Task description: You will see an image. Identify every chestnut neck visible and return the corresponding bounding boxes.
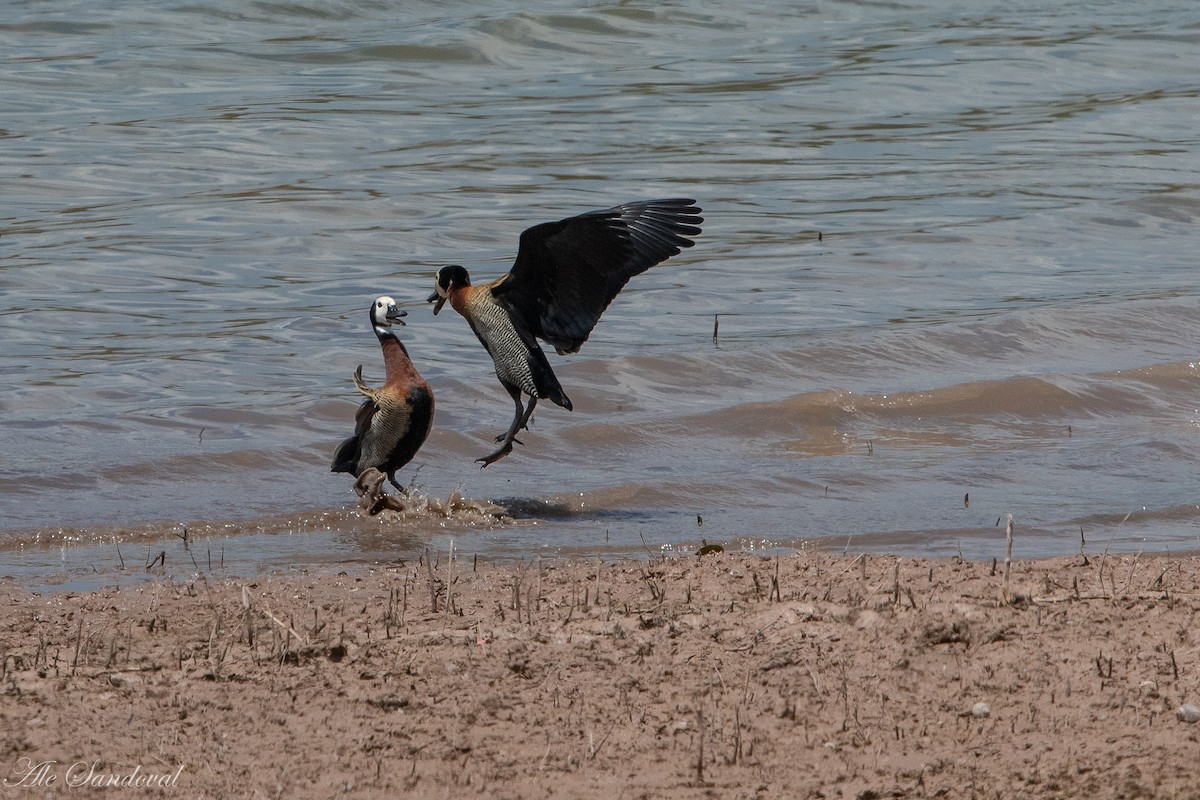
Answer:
[375,330,425,389]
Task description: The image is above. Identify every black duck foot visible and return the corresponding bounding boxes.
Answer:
[476,440,514,468]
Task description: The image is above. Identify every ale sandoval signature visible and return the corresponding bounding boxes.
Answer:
[4,758,184,790]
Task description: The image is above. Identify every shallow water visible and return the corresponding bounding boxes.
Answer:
[3,0,1199,590]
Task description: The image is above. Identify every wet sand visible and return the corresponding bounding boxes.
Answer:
[3,550,1199,798]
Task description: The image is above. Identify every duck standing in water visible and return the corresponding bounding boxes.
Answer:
[331,296,434,510]
[428,198,702,466]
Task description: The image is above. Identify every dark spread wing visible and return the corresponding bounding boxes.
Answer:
[493,198,702,354]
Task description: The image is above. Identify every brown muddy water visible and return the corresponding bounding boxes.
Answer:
[3,1,1199,590]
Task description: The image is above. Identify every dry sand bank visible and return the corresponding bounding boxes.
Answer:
[3,551,1199,799]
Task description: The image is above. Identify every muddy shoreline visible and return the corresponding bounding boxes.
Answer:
[3,551,1199,798]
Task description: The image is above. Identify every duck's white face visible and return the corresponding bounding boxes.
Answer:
[371,296,406,329]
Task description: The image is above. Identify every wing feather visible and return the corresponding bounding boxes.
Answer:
[493,199,702,354]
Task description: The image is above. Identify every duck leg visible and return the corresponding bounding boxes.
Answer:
[478,384,538,467]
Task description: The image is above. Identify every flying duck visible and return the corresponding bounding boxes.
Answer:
[427,198,702,465]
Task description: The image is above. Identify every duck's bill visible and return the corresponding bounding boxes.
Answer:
[387,307,408,325]
[428,292,447,315]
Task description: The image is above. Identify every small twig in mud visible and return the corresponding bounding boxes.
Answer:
[1033,591,1168,604]
[839,669,850,732]
[588,720,617,760]
[32,630,48,673]
[1101,510,1134,560]
[402,573,410,627]
[770,557,781,602]
[1118,551,1142,598]
[1152,564,1171,590]
[512,572,521,618]
[638,530,659,561]
[71,616,84,674]
[1002,514,1014,605]
[807,664,822,695]
[206,618,226,676]
[729,706,743,765]
[444,540,455,621]
[535,555,543,618]
[712,666,728,693]
[241,585,255,652]
[187,542,203,573]
[259,600,307,646]
[640,568,664,604]
[892,559,900,606]
[385,586,398,638]
[104,633,118,669]
[308,608,325,639]
[425,547,438,614]
[694,709,707,785]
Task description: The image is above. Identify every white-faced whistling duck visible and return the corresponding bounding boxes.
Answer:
[331,296,435,504]
[427,198,702,466]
